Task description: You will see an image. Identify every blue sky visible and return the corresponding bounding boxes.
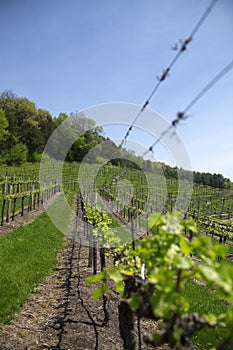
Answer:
[0,0,233,179]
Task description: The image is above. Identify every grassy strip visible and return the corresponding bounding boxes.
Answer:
[103,211,132,245]
[96,196,132,244]
[183,279,230,349]
[0,193,74,324]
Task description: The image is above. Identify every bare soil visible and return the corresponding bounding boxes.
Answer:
[0,195,170,350]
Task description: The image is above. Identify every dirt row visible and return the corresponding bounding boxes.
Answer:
[0,240,124,349]
[0,195,169,350]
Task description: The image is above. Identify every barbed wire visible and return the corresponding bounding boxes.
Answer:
[144,59,233,156]
[119,0,219,149]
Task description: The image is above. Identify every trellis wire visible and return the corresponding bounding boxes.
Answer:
[119,0,219,149]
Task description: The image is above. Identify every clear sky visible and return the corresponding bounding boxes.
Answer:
[0,0,233,179]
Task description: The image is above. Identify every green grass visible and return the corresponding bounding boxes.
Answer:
[0,193,75,324]
[96,196,132,244]
[183,279,231,349]
[108,212,132,244]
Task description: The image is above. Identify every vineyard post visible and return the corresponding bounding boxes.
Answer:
[84,214,88,238]
[6,183,12,223]
[146,213,149,235]
[222,198,225,214]
[197,200,200,219]
[131,211,136,254]
[128,207,131,222]
[184,212,187,236]
[88,233,93,269]
[41,189,44,205]
[4,177,7,195]
[33,184,36,209]
[83,192,88,239]
[37,191,40,206]
[12,196,17,221]
[92,177,97,274]
[29,183,33,212]
[169,192,172,212]
[1,198,5,226]
[136,199,139,231]
[21,196,24,216]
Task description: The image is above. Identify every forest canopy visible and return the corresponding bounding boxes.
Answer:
[0,91,104,164]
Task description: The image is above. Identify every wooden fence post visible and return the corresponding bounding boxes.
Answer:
[6,184,12,223]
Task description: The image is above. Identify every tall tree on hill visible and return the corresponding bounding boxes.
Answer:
[47,111,105,162]
[0,91,54,162]
[0,108,8,143]
[36,108,55,150]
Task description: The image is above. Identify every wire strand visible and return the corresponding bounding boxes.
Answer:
[183,59,233,114]
[189,0,219,38]
[145,59,233,156]
[119,0,219,149]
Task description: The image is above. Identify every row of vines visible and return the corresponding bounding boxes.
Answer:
[1,162,233,349]
[0,163,65,226]
[74,163,233,349]
[92,165,233,242]
[76,187,233,350]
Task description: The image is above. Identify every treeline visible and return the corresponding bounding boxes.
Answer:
[0,90,231,190]
[193,170,231,189]
[109,156,232,189]
[0,91,55,163]
[162,164,232,189]
[0,90,105,164]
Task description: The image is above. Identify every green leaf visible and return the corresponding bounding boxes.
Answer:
[108,266,123,283]
[180,235,193,255]
[148,212,163,231]
[92,283,108,300]
[115,281,124,296]
[204,313,218,326]
[161,212,183,235]
[127,292,143,311]
[198,265,219,283]
[85,271,106,285]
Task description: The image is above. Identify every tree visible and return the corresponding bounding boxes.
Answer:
[12,97,45,161]
[36,108,55,146]
[67,122,105,162]
[46,112,105,162]
[6,142,28,164]
[0,91,56,162]
[0,91,19,151]
[53,112,69,127]
[0,109,8,142]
